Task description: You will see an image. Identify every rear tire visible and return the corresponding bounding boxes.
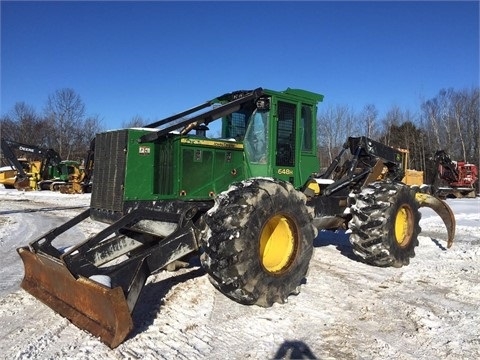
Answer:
[348,181,421,267]
[200,178,316,307]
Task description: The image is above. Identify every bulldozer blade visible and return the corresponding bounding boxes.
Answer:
[17,246,133,348]
[415,193,456,248]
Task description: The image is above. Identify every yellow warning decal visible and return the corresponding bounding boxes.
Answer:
[180,138,244,150]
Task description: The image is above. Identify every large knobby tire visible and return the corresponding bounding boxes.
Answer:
[348,181,421,268]
[200,178,317,307]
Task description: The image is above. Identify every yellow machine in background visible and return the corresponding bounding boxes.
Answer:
[398,148,424,186]
[0,138,93,193]
[0,159,42,190]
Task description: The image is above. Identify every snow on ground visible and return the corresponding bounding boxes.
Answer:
[0,187,479,359]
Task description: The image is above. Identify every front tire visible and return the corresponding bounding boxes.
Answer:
[200,178,316,307]
[348,181,421,267]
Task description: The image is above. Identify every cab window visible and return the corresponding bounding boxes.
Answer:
[244,109,269,163]
[276,102,296,167]
[301,105,313,152]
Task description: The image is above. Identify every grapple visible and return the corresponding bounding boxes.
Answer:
[17,207,201,348]
[415,192,456,248]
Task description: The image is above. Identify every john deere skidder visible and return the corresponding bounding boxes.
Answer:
[17,88,455,348]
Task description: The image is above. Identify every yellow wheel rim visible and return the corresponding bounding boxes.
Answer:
[259,214,297,274]
[394,205,414,248]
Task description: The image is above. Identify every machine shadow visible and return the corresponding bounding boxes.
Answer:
[274,340,318,359]
[313,229,358,261]
[128,258,206,340]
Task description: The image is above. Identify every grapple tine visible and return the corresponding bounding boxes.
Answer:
[415,192,456,248]
[17,246,133,348]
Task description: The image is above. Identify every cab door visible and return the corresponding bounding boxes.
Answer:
[273,101,318,188]
[274,101,297,184]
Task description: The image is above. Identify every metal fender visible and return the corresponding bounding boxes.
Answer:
[415,192,456,248]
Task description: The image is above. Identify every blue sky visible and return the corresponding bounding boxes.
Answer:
[1,1,479,130]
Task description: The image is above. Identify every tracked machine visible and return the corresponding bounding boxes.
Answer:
[17,88,456,348]
[0,138,89,192]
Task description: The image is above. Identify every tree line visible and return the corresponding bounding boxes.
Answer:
[0,88,102,162]
[1,86,478,182]
[317,87,479,183]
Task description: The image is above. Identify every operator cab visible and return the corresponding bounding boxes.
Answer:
[221,89,321,188]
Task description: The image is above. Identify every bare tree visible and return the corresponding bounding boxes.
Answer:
[317,104,358,166]
[0,102,48,144]
[359,104,379,140]
[1,90,102,163]
[381,105,404,146]
[452,90,468,161]
[44,88,86,158]
[68,114,102,160]
[421,87,479,164]
[451,88,479,163]
[122,115,147,128]
[465,88,480,165]
[0,103,52,166]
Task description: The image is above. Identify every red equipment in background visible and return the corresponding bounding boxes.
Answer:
[433,150,478,198]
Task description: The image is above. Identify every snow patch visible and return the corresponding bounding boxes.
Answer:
[0,188,479,359]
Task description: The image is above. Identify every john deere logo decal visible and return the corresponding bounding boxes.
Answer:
[139,146,151,155]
